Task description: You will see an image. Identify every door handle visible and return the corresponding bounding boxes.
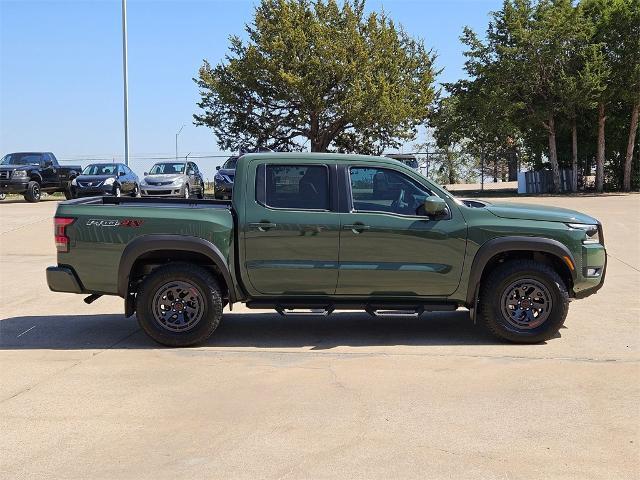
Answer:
[249,222,277,232]
[343,223,370,234]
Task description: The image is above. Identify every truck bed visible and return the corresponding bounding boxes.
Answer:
[55,195,235,295]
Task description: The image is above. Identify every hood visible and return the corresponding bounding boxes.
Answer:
[76,174,115,183]
[144,173,183,181]
[485,201,598,224]
[0,164,37,171]
[217,168,235,178]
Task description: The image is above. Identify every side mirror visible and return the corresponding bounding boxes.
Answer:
[44,160,53,167]
[216,166,221,171]
[143,172,148,176]
[118,171,125,177]
[187,169,194,175]
[424,196,447,216]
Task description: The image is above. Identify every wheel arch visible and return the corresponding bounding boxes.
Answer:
[29,172,43,184]
[117,235,237,303]
[466,236,577,307]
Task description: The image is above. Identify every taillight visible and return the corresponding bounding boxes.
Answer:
[54,217,75,253]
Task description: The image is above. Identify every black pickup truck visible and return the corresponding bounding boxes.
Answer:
[0,152,81,202]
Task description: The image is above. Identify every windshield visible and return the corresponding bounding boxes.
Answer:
[1,153,45,166]
[82,164,118,176]
[222,157,238,169]
[149,163,185,175]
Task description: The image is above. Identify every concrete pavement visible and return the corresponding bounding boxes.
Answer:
[0,194,638,479]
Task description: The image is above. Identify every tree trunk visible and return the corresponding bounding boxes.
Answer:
[571,118,578,192]
[507,150,518,181]
[623,101,639,191]
[596,102,606,192]
[547,113,560,193]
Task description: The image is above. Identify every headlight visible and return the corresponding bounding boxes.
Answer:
[71,178,77,186]
[104,177,115,186]
[567,223,600,244]
[172,178,184,186]
[215,173,231,183]
[13,170,27,178]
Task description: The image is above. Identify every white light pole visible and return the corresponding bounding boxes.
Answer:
[121,0,130,167]
[176,124,186,159]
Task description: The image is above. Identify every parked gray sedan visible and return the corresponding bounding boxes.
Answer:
[140,161,204,198]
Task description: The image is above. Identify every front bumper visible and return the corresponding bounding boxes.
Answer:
[46,266,84,293]
[573,243,607,299]
[214,181,233,199]
[74,186,113,197]
[141,184,184,196]
[0,180,28,193]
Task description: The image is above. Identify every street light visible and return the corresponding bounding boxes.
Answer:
[175,124,186,159]
[121,0,129,166]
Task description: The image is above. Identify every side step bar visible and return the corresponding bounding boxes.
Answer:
[275,307,334,317]
[246,300,458,317]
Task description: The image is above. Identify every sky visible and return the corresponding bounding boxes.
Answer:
[0,0,501,175]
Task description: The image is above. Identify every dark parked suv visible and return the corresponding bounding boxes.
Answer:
[71,163,139,198]
[214,156,238,200]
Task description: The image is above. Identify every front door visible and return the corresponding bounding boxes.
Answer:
[243,162,340,296]
[336,166,467,297]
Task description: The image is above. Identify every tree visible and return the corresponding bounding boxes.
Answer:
[558,4,607,191]
[610,0,640,191]
[194,0,436,153]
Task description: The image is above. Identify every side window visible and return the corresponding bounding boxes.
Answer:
[349,167,431,216]
[258,164,329,210]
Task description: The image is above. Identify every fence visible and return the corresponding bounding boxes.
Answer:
[519,169,573,194]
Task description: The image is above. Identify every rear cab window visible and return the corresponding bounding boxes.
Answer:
[256,164,330,210]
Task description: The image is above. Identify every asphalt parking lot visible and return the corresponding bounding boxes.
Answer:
[1,194,638,479]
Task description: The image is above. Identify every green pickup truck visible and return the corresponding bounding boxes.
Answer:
[47,153,606,346]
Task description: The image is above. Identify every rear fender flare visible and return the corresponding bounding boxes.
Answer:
[466,236,577,306]
[117,234,236,302]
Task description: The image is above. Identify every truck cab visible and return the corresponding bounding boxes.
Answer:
[46,153,606,347]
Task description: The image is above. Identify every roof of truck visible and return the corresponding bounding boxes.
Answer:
[241,152,394,163]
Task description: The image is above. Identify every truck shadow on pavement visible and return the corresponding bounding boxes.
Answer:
[0,310,550,350]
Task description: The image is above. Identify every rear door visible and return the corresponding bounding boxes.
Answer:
[242,161,340,295]
[336,165,467,297]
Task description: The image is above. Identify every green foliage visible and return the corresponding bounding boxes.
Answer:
[194,0,436,153]
[434,0,640,191]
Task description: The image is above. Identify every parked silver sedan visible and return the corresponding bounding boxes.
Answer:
[140,161,204,198]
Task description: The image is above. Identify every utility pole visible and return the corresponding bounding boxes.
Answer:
[121,0,130,166]
[176,124,186,159]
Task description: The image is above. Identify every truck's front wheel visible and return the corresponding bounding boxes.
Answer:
[136,263,224,347]
[479,260,569,343]
[24,181,41,202]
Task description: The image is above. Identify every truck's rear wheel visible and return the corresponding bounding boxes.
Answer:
[136,263,223,347]
[24,181,41,202]
[479,260,569,343]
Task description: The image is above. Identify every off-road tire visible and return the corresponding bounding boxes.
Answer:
[24,181,41,202]
[136,263,223,347]
[64,188,74,200]
[479,259,569,343]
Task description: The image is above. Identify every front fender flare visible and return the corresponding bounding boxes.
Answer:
[465,236,577,306]
[117,234,237,302]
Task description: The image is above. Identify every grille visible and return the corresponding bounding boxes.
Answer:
[145,189,173,195]
[148,181,173,186]
[0,171,10,180]
[78,181,103,188]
